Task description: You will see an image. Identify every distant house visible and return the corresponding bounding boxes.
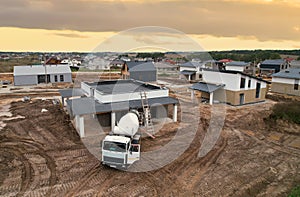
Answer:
[109,60,125,69]
[14,65,72,86]
[271,68,300,96]
[290,60,300,69]
[179,61,204,81]
[225,61,252,73]
[121,61,157,82]
[190,69,270,105]
[259,59,289,76]
[45,56,61,64]
[218,59,232,63]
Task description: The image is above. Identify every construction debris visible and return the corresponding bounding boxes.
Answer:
[22,96,31,102]
[41,108,48,113]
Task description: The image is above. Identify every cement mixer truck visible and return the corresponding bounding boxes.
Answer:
[101,111,141,169]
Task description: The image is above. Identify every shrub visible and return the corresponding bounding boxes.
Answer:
[269,102,300,124]
[289,185,300,197]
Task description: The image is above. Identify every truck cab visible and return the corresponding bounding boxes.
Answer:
[102,134,141,169]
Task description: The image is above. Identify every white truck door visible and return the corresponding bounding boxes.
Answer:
[127,144,140,164]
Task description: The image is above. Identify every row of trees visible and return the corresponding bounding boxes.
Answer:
[209,50,282,62]
[121,50,300,63]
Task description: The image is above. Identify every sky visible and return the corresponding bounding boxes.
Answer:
[0,0,300,52]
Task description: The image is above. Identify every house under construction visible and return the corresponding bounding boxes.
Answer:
[59,79,179,137]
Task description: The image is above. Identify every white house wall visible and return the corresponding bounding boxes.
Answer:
[94,89,169,103]
[81,82,92,96]
[203,70,267,91]
[61,73,72,83]
[14,75,38,86]
[272,77,299,85]
[243,75,267,89]
[179,66,197,72]
[226,66,244,72]
[203,71,240,91]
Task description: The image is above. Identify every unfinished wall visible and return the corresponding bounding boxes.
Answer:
[97,113,111,127]
[192,91,209,102]
[213,88,227,103]
[150,105,168,119]
[271,82,300,96]
[225,88,267,105]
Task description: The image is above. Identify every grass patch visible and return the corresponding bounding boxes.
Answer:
[269,102,300,124]
[289,185,300,197]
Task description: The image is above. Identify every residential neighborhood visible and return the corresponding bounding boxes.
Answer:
[1,0,300,195]
[1,50,299,197]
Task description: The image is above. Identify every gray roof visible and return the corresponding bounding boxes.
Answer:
[272,68,300,79]
[59,88,85,98]
[190,82,225,93]
[181,61,202,68]
[14,65,71,76]
[180,70,196,75]
[226,61,250,67]
[126,61,156,71]
[261,59,285,65]
[84,80,161,94]
[67,96,179,115]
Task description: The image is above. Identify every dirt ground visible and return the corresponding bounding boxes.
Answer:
[0,73,13,82]
[0,72,121,86]
[0,78,300,196]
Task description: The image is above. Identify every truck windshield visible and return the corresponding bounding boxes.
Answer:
[103,141,127,152]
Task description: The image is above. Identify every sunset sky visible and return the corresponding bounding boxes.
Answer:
[0,0,300,52]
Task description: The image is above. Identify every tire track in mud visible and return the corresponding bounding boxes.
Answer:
[0,139,58,197]
[0,146,32,197]
[92,169,160,196]
[154,132,228,195]
[63,162,102,197]
[1,99,89,196]
[240,130,300,157]
[187,135,228,191]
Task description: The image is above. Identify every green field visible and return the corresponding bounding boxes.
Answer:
[0,57,40,73]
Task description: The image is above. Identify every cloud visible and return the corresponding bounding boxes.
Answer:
[51,32,90,38]
[0,0,300,42]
